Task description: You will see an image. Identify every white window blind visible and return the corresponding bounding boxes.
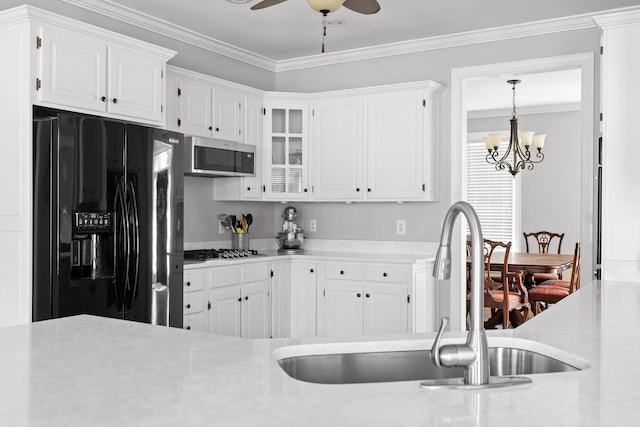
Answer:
[466,136,517,244]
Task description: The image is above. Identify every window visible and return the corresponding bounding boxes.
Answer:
[466,132,520,248]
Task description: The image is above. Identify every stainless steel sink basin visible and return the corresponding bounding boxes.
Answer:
[276,339,589,385]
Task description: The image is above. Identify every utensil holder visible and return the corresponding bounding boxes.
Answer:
[231,233,250,250]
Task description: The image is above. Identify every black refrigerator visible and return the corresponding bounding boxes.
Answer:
[33,107,184,327]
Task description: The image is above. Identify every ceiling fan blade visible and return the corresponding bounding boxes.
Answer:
[342,0,380,14]
[250,0,288,10]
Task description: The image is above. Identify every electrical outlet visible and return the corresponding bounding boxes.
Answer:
[309,219,317,232]
[396,219,406,235]
[218,221,225,234]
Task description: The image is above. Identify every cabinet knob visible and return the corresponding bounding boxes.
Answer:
[383,272,388,277]
[245,296,249,300]
[304,188,308,193]
[101,96,106,102]
[340,270,344,275]
[310,269,314,273]
[356,188,360,192]
[186,326,191,330]
[367,188,372,192]
[208,126,213,131]
[366,293,370,298]
[186,304,191,309]
[238,297,242,302]
[186,281,191,287]
[215,127,220,132]
[246,187,251,191]
[357,293,362,298]
[112,98,118,104]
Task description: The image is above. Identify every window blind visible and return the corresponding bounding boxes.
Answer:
[466,138,516,243]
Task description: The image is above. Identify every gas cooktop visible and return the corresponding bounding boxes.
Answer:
[184,248,266,261]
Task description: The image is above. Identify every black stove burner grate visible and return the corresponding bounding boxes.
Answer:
[184,248,262,260]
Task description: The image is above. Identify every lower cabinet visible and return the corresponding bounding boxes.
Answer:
[317,263,410,338]
[209,280,270,339]
[183,269,206,332]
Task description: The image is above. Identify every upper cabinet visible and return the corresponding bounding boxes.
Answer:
[165,66,246,142]
[310,82,443,202]
[262,97,311,201]
[35,20,174,125]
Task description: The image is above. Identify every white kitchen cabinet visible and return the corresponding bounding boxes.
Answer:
[263,99,310,200]
[167,67,243,142]
[36,24,170,124]
[206,262,271,338]
[183,269,206,332]
[289,261,318,337]
[213,93,265,201]
[317,262,410,338]
[365,90,425,200]
[311,98,365,200]
[271,261,291,338]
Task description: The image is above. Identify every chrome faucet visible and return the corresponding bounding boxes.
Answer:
[420,201,531,390]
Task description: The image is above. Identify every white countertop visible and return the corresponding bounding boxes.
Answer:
[2,280,639,426]
[185,249,435,269]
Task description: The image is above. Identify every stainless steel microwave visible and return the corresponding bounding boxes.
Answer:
[184,136,255,177]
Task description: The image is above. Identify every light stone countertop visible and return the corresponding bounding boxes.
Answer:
[1,280,638,426]
[185,249,436,269]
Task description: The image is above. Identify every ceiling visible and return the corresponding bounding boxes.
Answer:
[80,0,640,61]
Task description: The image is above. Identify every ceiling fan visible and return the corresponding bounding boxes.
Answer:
[251,0,381,52]
[251,0,381,15]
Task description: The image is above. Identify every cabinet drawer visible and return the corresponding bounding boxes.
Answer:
[183,312,204,332]
[183,291,203,314]
[210,265,241,288]
[366,264,409,283]
[324,263,364,281]
[184,270,204,291]
[242,262,270,283]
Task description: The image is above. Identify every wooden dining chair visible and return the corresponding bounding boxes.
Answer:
[529,242,581,315]
[523,231,565,285]
[467,239,530,329]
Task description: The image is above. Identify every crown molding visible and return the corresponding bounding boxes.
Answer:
[468,103,582,120]
[593,8,640,28]
[57,1,640,73]
[58,0,277,71]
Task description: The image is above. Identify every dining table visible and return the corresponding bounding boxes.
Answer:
[473,251,575,287]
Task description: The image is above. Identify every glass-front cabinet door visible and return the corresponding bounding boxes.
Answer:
[263,101,309,200]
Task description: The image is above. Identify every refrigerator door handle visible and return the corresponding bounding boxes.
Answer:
[126,179,140,309]
[114,177,130,310]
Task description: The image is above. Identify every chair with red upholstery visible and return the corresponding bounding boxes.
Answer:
[470,239,530,329]
[523,231,565,285]
[529,242,581,315]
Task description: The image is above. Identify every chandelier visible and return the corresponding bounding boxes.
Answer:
[483,80,547,176]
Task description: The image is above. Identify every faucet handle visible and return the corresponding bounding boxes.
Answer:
[431,317,449,367]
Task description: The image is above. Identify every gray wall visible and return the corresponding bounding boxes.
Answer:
[468,110,583,253]
[184,177,276,242]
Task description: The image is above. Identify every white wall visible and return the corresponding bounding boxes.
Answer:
[468,110,583,253]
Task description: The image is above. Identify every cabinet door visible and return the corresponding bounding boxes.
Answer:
[209,286,241,337]
[213,87,242,142]
[311,98,364,200]
[366,91,425,200]
[242,94,263,200]
[240,280,270,339]
[271,261,291,338]
[320,281,363,338]
[107,46,163,122]
[179,80,213,137]
[290,261,317,338]
[364,282,409,335]
[263,102,310,200]
[37,26,107,113]
[165,74,181,132]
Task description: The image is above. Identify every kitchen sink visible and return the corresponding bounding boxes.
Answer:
[276,337,589,385]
